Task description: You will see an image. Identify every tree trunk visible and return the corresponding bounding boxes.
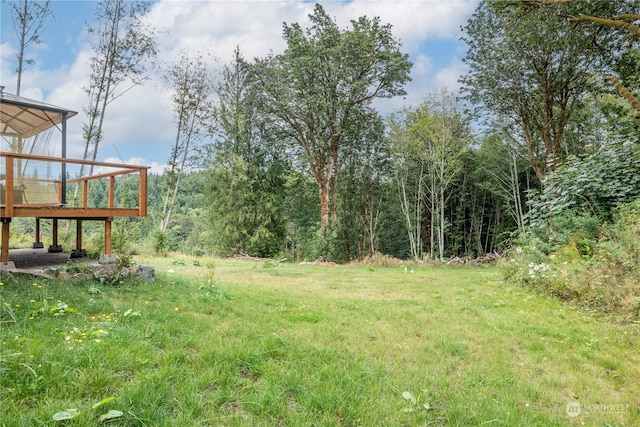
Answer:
[429,175,436,260]
[396,171,417,259]
[318,177,330,229]
[439,169,445,261]
[330,140,339,223]
[508,150,524,232]
[15,1,27,96]
[521,119,545,181]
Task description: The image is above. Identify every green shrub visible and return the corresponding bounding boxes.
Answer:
[504,201,640,320]
[151,230,170,257]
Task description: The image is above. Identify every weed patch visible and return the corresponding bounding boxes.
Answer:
[502,203,640,321]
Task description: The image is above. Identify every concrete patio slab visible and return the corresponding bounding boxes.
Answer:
[0,248,92,271]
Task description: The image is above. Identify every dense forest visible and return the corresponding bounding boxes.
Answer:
[158,1,638,264]
[5,0,640,267]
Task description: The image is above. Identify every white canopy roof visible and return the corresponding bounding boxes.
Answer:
[0,88,77,139]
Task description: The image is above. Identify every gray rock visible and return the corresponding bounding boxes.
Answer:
[134,265,155,281]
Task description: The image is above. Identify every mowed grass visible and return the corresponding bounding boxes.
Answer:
[1,257,639,426]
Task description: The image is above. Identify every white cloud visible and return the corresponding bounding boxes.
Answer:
[98,156,166,176]
[2,0,479,166]
[1,42,17,92]
[324,0,477,52]
[149,0,302,64]
[406,53,436,103]
[433,57,468,93]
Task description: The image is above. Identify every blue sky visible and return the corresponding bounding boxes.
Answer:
[1,0,478,174]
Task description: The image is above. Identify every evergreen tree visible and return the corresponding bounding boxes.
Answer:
[206,48,286,257]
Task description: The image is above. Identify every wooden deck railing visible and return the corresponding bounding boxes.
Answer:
[1,151,148,218]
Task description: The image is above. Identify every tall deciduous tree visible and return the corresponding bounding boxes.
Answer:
[475,134,529,233]
[8,0,53,96]
[81,0,156,176]
[417,90,470,261]
[160,50,215,233]
[554,1,639,118]
[252,3,411,228]
[389,90,470,260]
[460,0,623,181]
[6,0,53,180]
[388,107,426,260]
[502,1,640,118]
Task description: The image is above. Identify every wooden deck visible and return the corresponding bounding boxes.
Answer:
[1,151,149,265]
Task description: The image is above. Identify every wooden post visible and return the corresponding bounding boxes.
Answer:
[138,168,147,217]
[108,176,115,208]
[57,181,62,204]
[76,220,83,251]
[32,218,44,249]
[71,219,85,258]
[82,180,88,208]
[48,218,63,253]
[1,218,10,265]
[3,156,14,264]
[52,219,58,247]
[104,219,113,256]
[5,155,14,217]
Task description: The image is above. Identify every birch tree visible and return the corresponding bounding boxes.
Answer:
[160,50,215,233]
[411,91,470,261]
[8,0,53,96]
[388,109,425,260]
[388,91,470,260]
[81,0,156,176]
[6,0,53,179]
[476,134,528,233]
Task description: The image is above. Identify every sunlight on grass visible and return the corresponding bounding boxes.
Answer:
[1,258,639,425]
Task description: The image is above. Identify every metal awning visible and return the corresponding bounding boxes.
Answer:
[0,88,77,139]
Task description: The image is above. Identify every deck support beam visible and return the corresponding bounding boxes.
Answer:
[1,218,10,265]
[99,218,117,265]
[105,219,112,256]
[76,220,82,250]
[48,219,63,253]
[70,220,86,258]
[32,218,44,249]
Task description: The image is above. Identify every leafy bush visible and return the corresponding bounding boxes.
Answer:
[527,143,640,228]
[151,230,169,257]
[503,201,640,320]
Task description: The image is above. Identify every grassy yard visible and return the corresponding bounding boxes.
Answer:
[1,256,638,426]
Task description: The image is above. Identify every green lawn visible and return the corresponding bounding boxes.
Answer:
[1,257,638,426]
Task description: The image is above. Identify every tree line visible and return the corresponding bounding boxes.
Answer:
[5,0,639,262]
